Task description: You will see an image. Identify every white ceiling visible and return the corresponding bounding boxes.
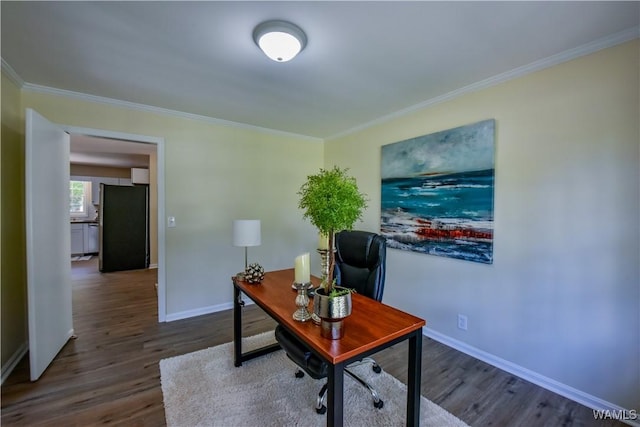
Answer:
[2,1,639,142]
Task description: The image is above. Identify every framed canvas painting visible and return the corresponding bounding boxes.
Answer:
[380,119,495,264]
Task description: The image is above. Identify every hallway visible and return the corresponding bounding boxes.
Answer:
[1,263,274,425]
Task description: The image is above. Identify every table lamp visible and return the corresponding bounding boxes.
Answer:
[233,219,261,279]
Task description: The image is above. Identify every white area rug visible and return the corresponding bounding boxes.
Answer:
[160,332,469,427]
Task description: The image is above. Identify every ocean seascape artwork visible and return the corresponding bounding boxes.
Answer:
[380,119,496,264]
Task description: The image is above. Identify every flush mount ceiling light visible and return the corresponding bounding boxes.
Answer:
[253,20,307,62]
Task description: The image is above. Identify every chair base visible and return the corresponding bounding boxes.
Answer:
[294,362,385,414]
[348,357,382,374]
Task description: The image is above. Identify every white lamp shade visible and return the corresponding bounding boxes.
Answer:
[233,220,261,247]
[257,32,302,62]
[253,20,307,62]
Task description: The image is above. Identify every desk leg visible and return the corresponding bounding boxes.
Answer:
[327,362,344,427]
[233,286,243,367]
[407,330,422,426]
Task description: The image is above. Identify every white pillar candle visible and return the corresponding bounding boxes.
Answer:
[318,232,329,250]
[294,252,310,284]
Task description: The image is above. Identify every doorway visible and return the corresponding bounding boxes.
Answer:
[64,125,166,322]
[70,135,156,272]
[25,110,166,382]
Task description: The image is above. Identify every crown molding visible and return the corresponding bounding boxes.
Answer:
[1,57,25,87]
[327,26,640,141]
[20,83,323,143]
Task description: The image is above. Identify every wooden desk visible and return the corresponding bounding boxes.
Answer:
[232,268,426,427]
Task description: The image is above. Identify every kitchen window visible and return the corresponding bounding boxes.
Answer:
[70,180,91,219]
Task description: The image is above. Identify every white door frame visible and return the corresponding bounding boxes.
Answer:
[63,125,166,322]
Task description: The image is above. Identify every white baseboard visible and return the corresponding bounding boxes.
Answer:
[424,327,639,427]
[164,298,255,322]
[148,264,158,269]
[1,341,28,385]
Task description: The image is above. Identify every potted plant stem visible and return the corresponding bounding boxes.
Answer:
[298,166,368,339]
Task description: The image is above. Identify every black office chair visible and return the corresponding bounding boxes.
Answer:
[275,230,387,414]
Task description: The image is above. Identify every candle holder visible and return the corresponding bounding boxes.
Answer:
[292,281,312,322]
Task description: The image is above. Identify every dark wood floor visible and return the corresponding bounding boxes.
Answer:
[1,259,622,426]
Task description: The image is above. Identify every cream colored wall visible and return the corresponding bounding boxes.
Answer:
[1,72,28,369]
[325,40,639,410]
[21,90,324,317]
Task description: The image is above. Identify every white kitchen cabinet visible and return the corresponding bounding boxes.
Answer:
[91,177,119,204]
[85,223,99,253]
[71,223,84,255]
[131,168,149,184]
[91,179,99,204]
[71,223,99,255]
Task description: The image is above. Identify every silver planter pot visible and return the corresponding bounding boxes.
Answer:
[313,287,352,319]
[313,287,352,339]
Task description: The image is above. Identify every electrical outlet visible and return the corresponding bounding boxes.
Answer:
[457,314,468,331]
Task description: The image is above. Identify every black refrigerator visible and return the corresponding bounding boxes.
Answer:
[99,184,149,272]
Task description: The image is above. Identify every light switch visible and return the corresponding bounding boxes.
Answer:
[168,216,176,228]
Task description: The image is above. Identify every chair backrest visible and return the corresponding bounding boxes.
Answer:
[333,230,386,302]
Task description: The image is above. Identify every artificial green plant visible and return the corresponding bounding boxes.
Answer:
[298,166,368,294]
